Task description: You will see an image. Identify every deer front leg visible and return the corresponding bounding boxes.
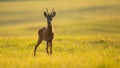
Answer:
[34,37,42,56]
[46,42,49,54]
[50,42,52,55]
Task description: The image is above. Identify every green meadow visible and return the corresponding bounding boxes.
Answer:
[0,0,120,68]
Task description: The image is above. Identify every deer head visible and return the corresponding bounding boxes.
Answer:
[44,8,56,24]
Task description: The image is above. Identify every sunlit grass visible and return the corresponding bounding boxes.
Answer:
[0,33,120,68]
[0,0,120,68]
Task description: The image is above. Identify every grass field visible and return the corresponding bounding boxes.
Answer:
[0,0,120,68]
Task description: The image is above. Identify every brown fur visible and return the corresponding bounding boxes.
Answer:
[34,9,56,56]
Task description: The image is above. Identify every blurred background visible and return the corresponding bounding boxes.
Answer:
[0,0,120,37]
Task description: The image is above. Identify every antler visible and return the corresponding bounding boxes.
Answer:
[51,8,54,15]
[46,8,49,15]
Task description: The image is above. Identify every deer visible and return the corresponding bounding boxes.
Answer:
[34,9,56,56]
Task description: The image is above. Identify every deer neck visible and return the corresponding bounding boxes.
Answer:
[47,23,53,34]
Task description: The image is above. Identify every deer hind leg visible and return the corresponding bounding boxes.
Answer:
[34,37,42,56]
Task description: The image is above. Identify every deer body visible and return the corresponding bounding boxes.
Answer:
[41,25,54,42]
[34,9,56,56]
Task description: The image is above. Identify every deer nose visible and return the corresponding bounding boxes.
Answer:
[48,22,51,24]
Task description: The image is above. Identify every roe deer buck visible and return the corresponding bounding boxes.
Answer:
[34,9,56,56]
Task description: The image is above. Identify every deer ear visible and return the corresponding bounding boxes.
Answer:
[44,12,47,17]
[52,11,56,17]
